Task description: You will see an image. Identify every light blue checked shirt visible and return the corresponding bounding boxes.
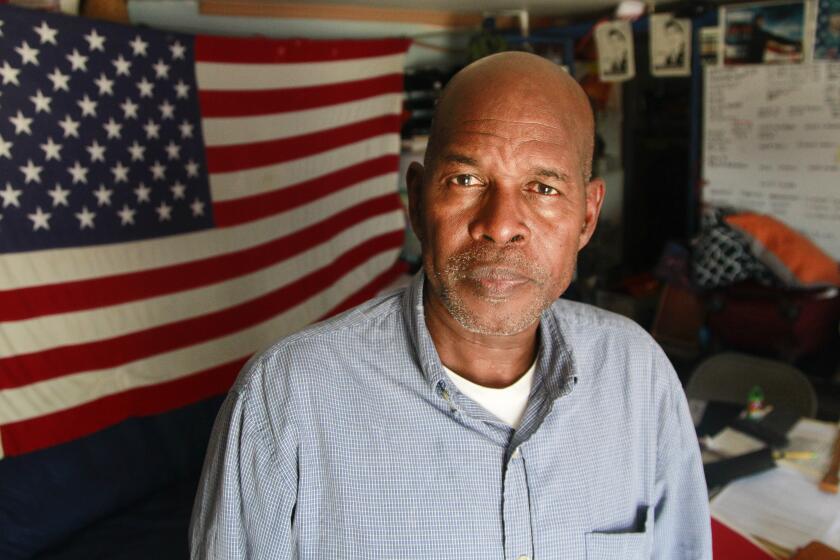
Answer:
[191,273,711,559]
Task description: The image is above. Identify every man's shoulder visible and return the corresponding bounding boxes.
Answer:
[548,297,654,344]
[232,287,407,392]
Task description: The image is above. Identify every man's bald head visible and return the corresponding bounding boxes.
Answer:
[426,52,596,182]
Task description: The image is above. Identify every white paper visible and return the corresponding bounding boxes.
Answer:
[650,13,692,77]
[596,20,636,82]
[704,427,766,456]
[711,467,840,550]
[778,418,838,482]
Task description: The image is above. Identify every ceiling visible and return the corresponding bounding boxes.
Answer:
[262,0,626,17]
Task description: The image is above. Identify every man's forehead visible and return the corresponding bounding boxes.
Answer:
[435,117,585,153]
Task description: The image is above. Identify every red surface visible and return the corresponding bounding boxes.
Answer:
[712,516,774,559]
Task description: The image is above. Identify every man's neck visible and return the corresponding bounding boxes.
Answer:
[423,288,539,389]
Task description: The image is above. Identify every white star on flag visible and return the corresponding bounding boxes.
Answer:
[129,35,148,57]
[10,110,33,135]
[75,206,96,229]
[16,41,40,66]
[164,141,181,160]
[77,94,98,117]
[1,62,21,86]
[120,98,139,119]
[159,100,175,120]
[92,185,113,206]
[143,119,160,139]
[156,201,173,221]
[67,161,89,184]
[40,137,62,161]
[185,160,199,178]
[20,159,43,184]
[47,184,71,207]
[29,89,52,113]
[174,80,190,99]
[1,182,23,208]
[169,41,186,60]
[117,204,136,225]
[94,73,114,95]
[170,181,186,199]
[112,55,131,76]
[178,120,194,139]
[28,206,51,231]
[84,29,106,51]
[103,118,123,139]
[137,77,154,98]
[66,49,89,72]
[86,140,106,162]
[0,134,13,159]
[33,21,58,45]
[150,160,166,180]
[127,141,145,161]
[190,198,205,217]
[111,161,129,183]
[153,59,170,79]
[47,67,70,91]
[57,114,80,138]
[134,182,151,203]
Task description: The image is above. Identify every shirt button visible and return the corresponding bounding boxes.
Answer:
[517,555,530,560]
[512,447,521,458]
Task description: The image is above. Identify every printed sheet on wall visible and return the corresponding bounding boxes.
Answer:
[702,62,840,259]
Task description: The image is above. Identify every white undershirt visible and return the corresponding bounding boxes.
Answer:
[442,360,536,429]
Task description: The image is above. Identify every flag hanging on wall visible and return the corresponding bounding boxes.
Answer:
[0,4,410,458]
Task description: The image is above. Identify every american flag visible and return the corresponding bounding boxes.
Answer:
[0,5,410,458]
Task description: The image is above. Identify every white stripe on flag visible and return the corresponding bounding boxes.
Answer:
[0,249,401,425]
[0,173,398,290]
[201,94,403,147]
[195,53,405,90]
[0,210,402,357]
[209,134,398,202]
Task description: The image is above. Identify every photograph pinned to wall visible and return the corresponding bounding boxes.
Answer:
[596,20,635,82]
[650,13,692,76]
[815,0,840,59]
[700,26,722,65]
[721,1,807,65]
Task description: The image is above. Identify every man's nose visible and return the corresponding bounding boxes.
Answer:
[467,186,530,245]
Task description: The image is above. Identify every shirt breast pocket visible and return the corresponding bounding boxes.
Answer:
[584,505,652,559]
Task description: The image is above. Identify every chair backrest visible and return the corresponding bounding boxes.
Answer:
[685,352,818,418]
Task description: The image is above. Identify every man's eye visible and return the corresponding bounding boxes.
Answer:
[534,183,559,196]
[451,174,480,187]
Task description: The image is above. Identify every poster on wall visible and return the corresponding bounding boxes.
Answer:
[595,20,635,82]
[700,26,721,65]
[721,1,806,64]
[650,13,692,76]
[702,63,840,259]
[815,0,840,59]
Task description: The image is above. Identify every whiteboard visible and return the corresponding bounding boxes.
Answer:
[702,63,840,259]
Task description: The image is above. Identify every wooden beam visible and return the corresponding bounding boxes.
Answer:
[199,0,485,28]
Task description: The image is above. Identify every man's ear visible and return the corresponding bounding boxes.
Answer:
[406,161,425,243]
[578,177,605,250]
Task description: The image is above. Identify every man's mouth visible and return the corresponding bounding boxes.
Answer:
[465,265,531,295]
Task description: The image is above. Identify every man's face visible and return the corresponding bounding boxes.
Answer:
[408,94,603,336]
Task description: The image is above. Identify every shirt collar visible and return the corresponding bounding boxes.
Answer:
[403,271,578,402]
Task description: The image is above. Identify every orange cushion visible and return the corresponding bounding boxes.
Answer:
[724,213,840,287]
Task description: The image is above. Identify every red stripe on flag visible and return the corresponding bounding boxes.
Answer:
[0,357,245,458]
[0,257,409,458]
[0,230,404,389]
[0,194,402,323]
[199,74,404,117]
[214,154,398,227]
[204,114,400,174]
[320,258,409,319]
[195,35,411,64]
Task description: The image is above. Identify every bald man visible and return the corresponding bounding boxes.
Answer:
[191,52,711,559]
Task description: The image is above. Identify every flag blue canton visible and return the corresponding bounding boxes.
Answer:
[0,6,213,254]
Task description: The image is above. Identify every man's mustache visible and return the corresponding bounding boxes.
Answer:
[445,246,546,284]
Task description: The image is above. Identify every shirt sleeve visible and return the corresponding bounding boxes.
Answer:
[189,362,297,559]
[651,350,712,560]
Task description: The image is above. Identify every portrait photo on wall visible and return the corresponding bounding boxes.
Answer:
[595,20,636,82]
[721,1,806,65]
[650,13,692,77]
[815,0,840,59]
